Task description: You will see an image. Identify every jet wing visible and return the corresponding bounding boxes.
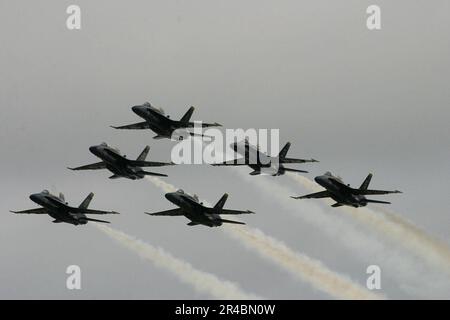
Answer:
[217,209,254,215]
[145,208,184,216]
[128,160,174,167]
[68,161,106,170]
[291,190,331,199]
[10,208,47,214]
[110,121,150,130]
[73,208,120,215]
[352,189,402,195]
[282,158,319,164]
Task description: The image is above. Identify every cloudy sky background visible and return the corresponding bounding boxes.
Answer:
[0,0,449,299]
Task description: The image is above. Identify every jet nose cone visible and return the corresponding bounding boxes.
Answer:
[314,176,323,184]
[165,193,174,201]
[29,193,40,202]
[89,145,102,155]
[132,105,145,116]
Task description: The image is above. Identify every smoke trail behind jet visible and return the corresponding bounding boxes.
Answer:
[232,169,450,297]
[288,173,450,274]
[224,225,384,299]
[93,223,261,299]
[145,176,384,299]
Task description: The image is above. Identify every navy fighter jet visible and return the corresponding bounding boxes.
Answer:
[10,190,119,225]
[213,139,318,176]
[68,143,173,179]
[291,172,402,207]
[111,102,221,140]
[145,190,254,227]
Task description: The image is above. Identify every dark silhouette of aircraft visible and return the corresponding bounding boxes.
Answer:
[10,190,119,225]
[291,172,402,207]
[68,143,173,179]
[213,139,318,176]
[145,190,254,227]
[111,102,221,140]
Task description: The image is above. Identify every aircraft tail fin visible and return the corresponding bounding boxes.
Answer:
[136,146,150,161]
[214,193,228,210]
[59,193,65,202]
[278,142,291,160]
[360,173,373,190]
[180,106,195,123]
[79,192,94,209]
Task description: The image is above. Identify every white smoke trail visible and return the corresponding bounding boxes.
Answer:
[145,176,384,300]
[92,223,261,299]
[288,173,450,274]
[223,225,384,300]
[234,169,450,297]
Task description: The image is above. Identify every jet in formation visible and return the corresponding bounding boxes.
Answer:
[213,139,318,176]
[68,143,173,179]
[146,190,254,227]
[291,172,402,207]
[111,102,221,140]
[10,190,119,225]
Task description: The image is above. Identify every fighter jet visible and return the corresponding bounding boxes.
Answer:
[145,190,254,227]
[213,139,318,176]
[10,190,119,225]
[111,102,221,140]
[68,143,173,179]
[291,172,402,207]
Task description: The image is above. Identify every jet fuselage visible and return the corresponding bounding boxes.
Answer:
[314,175,367,207]
[89,144,145,180]
[29,192,87,225]
[132,105,179,138]
[165,192,222,227]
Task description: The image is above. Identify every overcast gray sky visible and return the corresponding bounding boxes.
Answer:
[1,0,449,299]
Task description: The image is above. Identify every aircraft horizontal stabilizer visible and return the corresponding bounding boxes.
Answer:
[352,189,402,195]
[218,218,246,225]
[82,217,110,224]
[364,199,391,204]
[141,171,168,177]
[129,160,174,167]
[282,158,319,164]
[218,209,255,215]
[283,168,308,174]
